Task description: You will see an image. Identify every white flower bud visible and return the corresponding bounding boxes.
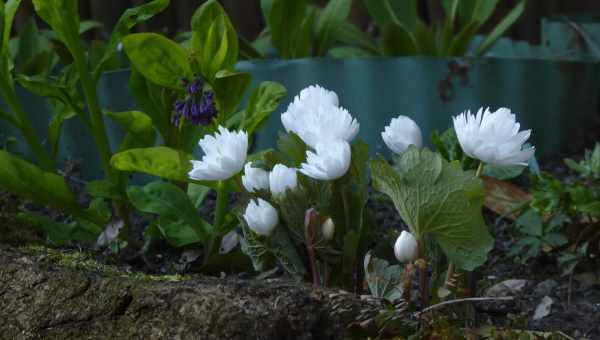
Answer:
[243,198,278,236]
[381,115,423,154]
[269,164,297,197]
[321,218,335,241]
[394,231,418,263]
[242,163,269,193]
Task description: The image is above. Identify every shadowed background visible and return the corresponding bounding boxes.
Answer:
[10,0,600,45]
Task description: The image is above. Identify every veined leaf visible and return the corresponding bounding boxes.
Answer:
[191,0,238,79]
[93,0,169,80]
[370,147,493,270]
[122,33,191,89]
[106,110,156,150]
[110,146,192,182]
[0,150,78,210]
[241,81,287,136]
[128,181,210,242]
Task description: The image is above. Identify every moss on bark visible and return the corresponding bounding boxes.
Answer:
[0,246,386,339]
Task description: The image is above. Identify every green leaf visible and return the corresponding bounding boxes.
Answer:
[191,0,239,79]
[476,0,525,56]
[110,146,192,182]
[129,69,172,139]
[577,201,600,216]
[127,181,209,241]
[370,147,493,270]
[14,17,55,75]
[32,0,80,58]
[447,21,480,56]
[156,219,203,247]
[0,150,79,211]
[516,209,543,237]
[334,21,379,54]
[122,33,191,89]
[48,103,76,158]
[265,0,309,58]
[93,0,169,80]
[382,23,418,56]
[187,183,211,208]
[1,0,22,52]
[106,110,156,150]
[212,70,251,120]
[241,81,287,136]
[314,0,352,56]
[363,0,418,30]
[239,222,273,272]
[277,132,307,167]
[364,252,403,302]
[484,165,525,180]
[17,211,98,245]
[86,179,121,200]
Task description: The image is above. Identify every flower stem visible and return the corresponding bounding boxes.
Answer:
[304,208,321,287]
[204,181,228,264]
[417,241,429,307]
[475,162,485,178]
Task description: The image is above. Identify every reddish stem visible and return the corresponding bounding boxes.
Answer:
[304,208,321,287]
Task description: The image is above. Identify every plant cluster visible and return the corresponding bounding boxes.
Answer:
[246,0,526,58]
[2,1,591,336]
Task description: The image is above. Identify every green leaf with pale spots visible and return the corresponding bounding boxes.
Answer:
[370,146,493,271]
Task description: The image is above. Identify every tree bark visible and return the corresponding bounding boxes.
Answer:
[0,246,385,339]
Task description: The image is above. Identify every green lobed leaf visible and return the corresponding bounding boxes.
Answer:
[241,81,287,136]
[370,147,493,270]
[191,0,239,79]
[276,132,307,167]
[93,0,169,80]
[187,183,211,208]
[110,146,192,182]
[122,33,191,89]
[363,252,403,302]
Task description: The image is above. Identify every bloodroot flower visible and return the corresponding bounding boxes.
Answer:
[244,198,278,236]
[242,163,270,193]
[299,140,351,180]
[269,164,297,197]
[188,126,248,181]
[281,84,359,148]
[381,115,423,154]
[394,231,418,263]
[172,78,217,126]
[453,107,535,166]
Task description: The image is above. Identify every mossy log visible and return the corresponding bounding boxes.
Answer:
[0,246,386,339]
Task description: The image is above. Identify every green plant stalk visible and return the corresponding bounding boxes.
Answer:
[0,80,55,171]
[70,48,114,179]
[417,240,429,307]
[70,47,136,245]
[441,162,485,297]
[204,180,228,264]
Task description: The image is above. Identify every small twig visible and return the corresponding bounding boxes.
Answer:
[416,296,514,316]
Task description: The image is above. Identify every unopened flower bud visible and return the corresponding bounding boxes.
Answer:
[394,231,418,263]
[321,218,335,241]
